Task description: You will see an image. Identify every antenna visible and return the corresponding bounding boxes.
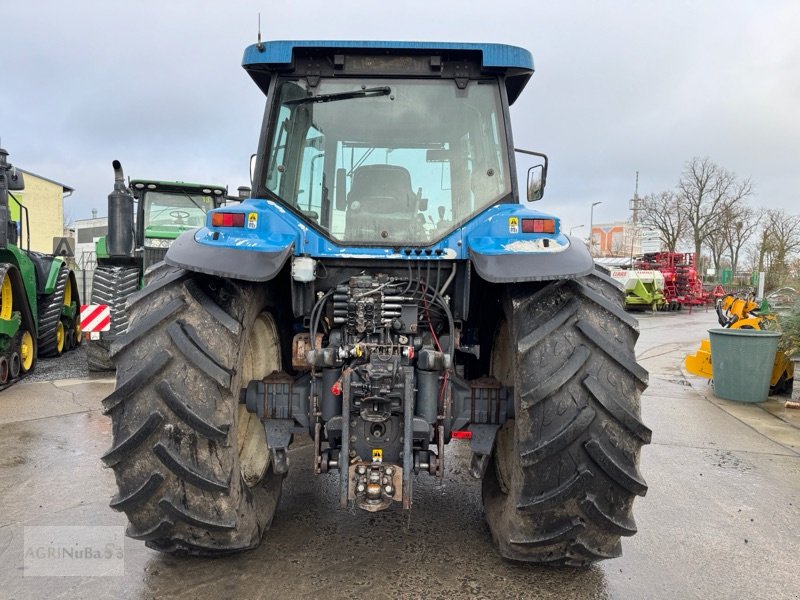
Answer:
[630,170,641,225]
[256,13,264,51]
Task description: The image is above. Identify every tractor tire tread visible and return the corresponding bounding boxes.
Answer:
[109,473,165,512]
[109,297,185,358]
[156,379,230,440]
[482,266,649,564]
[166,320,232,388]
[101,411,164,466]
[152,442,231,493]
[104,271,281,556]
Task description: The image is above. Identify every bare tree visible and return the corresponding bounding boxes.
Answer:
[638,190,686,252]
[763,209,800,280]
[678,157,752,259]
[723,205,761,275]
[705,223,728,275]
[754,225,776,273]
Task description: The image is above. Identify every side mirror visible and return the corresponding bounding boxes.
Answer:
[335,168,347,210]
[527,165,544,202]
[249,154,257,187]
[515,148,548,202]
[7,167,24,191]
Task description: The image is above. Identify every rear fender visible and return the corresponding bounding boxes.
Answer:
[165,229,293,282]
[165,199,297,282]
[465,205,593,283]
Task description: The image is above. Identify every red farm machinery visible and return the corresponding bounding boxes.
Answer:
[635,252,711,310]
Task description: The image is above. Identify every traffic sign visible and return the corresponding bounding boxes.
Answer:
[53,236,75,257]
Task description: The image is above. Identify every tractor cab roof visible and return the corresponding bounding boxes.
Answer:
[242,40,534,105]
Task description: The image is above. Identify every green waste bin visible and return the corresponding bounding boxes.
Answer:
[708,328,780,403]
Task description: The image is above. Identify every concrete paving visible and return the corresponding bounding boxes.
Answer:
[0,309,798,599]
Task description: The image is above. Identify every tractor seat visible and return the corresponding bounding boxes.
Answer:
[347,165,416,214]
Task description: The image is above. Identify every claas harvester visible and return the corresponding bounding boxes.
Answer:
[104,41,651,565]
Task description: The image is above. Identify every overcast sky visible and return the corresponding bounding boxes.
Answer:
[3,1,799,234]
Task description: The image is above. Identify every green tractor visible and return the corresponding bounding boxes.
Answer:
[86,161,226,370]
[0,144,81,386]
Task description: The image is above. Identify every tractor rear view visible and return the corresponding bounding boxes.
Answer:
[105,41,650,565]
[86,163,226,370]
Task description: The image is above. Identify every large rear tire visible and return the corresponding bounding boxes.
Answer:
[482,267,651,565]
[103,264,283,555]
[87,265,140,371]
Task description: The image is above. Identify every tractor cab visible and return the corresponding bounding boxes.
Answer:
[246,41,538,246]
[130,180,226,268]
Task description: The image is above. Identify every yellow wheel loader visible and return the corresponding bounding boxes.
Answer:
[684,293,794,394]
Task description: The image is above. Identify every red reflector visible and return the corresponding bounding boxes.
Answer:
[211,212,245,227]
[452,430,472,440]
[521,218,555,234]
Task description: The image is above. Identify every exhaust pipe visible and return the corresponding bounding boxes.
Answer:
[107,160,135,258]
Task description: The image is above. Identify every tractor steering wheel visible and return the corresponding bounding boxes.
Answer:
[169,210,191,223]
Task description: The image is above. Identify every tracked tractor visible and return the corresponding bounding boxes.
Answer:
[0,144,82,388]
[104,41,651,565]
[86,164,226,370]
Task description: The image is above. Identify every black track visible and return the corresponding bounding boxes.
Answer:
[87,265,140,371]
[37,264,69,357]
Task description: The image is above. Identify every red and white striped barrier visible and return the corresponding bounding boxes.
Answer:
[80,304,111,332]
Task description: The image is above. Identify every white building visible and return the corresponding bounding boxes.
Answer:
[73,215,108,270]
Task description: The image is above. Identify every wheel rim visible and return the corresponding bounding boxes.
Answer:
[0,273,12,320]
[20,331,33,372]
[237,313,281,487]
[56,321,65,353]
[0,357,8,384]
[74,319,82,346]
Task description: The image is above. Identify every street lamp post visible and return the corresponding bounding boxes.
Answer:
[589,201,602,255]
[569,224,584,237]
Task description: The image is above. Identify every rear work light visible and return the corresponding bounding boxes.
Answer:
[211,212,245,227]
[521,218,556,234]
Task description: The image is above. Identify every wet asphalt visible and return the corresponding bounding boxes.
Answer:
[0,308,798,599]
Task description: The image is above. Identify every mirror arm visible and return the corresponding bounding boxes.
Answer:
[514,147,549,188]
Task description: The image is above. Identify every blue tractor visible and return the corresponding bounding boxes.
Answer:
[104,40,651,564]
